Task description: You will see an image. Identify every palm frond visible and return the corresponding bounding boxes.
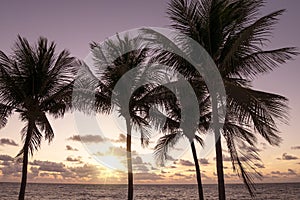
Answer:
[132,124,151,148]
[36,113,54,143]
[142,28,200,79]
[17,123,42,157]
[0,103,14,128]
[228,47,299,78]
[194,134,204,146]
[154,131,183,166]
[0,55,26,105]
[226,81,288,145]
[167,0,203,40]
[223,131,262,197]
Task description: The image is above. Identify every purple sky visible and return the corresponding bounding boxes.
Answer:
[0,0,168,56]
[2,0,299,142]
[0,0,300,183]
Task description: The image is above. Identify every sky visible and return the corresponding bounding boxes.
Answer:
[0,0,300,185]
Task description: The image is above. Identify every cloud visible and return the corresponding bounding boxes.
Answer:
[173,173,194,180]
[134,164,150,172]
[270,169,297,176]
[174,173,185,177]
[224,174,230,178]
[178,159,194,166]
[113,134,127,143]
[134,172,164,181]
[0,138,18,146]
[288,169,297,175]
[291,146,300,150]
[94,147,149,172]
[95,146,137,158]
[66,145,78,151]
[214,156,231,162]
[0,155,14,161]
[0,157,104,182]
[68,133,127,145]
[271,171,281,175]
[132,156,143,165]
[30,167,39,175]
[29,161,102,180]
[0,154,23,177]
[132,156,151,172]
[282,153,298,160]
[0,162,22,176]
[66,156,82,163]
[30,160,67,172]
[40,172,51,177]
[68,135,106,143]
[1,161,12,166]
[28,167,40,179]
[105,146,128,157]
[68,164,100,179]
[67,135,82,142]
[199,158,210,165]
[186,169,196,172]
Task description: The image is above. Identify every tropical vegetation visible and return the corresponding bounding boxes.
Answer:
[0,36,77,200]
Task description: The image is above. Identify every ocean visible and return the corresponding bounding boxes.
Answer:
[0,182,299,199]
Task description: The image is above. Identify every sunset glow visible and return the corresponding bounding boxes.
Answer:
[0,0,299,189]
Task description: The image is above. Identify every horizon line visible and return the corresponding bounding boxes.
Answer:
[1,181,299,185]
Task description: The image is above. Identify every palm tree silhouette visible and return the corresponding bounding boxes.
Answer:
[147,79,209,200]
[144,0,298,199]
[0,36,77,200]
[155,122,207,200]
[149,78,259,200]
[83,34,162,200]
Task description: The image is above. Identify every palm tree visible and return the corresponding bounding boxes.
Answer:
[144,0,298,199]
[83,34,162,200]
[155,121,207,200]
[145,79,209,200]
[148,80,256,200]
[0,36,77,200]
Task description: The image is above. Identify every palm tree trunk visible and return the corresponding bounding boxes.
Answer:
[191,141,205,200]
[19,122,33,200]
[212,94,226,200]
[215,132,225,200]
[126,117,133,200]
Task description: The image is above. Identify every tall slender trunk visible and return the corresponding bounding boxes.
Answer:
[191,141,205,200]
[215,133,225,200]
[19,121,33,200]
[212,94,226,200]
[126,117,133,200]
